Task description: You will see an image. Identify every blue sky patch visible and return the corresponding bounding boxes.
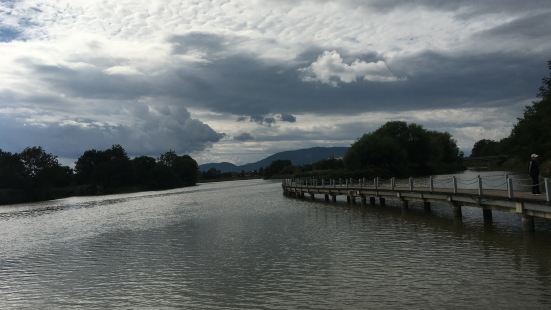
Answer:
[0,26,21,42]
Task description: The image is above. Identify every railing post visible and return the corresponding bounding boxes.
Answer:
[507,177,514,199]
[477,175,483,196]
[429,176,434,192]
[505,174,509,190]
[409,177,413,191]
[375,177,379,190]
[452,176,458,194]
[545,178,550,202]
[391,177,396,190]
[362,177,366,187]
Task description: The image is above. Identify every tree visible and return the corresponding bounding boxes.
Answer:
[503,61,551,160]
[158,151,199,186]
[19,146,72,187]
[75,149,101,184]
[471,139,500,157]
[313,158,344,170]
[344,133,408,175]
[203,168,222,179]
[469,61,551,164]
[264,160,293,178]
[19,147,59,178]
[344,121,462,176]
[75,145,132,190]
[132,156,157,187]
[0,150,26,189]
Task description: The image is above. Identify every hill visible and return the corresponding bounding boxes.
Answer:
[199,147,348,173]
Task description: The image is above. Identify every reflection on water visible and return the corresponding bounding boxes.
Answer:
[1,177,551,309]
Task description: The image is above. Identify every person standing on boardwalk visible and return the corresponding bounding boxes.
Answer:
[529,154,541,195]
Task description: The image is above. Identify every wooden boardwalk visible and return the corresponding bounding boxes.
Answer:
[282,176,551,232]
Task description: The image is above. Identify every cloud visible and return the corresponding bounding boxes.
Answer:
[279,113,296,123]
[0,0,550,163]
[300,51,402,86]
[234,132,254,141]
[357,0,551,16]
[169,32,228,58]
[0,103,224,158]
[169,49,546,116]
[475,12,551,50]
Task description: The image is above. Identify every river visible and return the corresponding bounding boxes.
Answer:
[1,173,551,309]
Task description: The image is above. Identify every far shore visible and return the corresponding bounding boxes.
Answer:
[0,177,265,206]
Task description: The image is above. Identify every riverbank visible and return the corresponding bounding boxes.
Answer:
[0,177,265,206]
[0,183,187,206]
[198,176,262,183]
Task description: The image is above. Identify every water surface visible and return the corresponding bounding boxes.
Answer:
[1,178,551,309]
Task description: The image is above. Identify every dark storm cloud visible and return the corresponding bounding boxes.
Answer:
[169,51,547,115]
[19,46,548,118]
[0,111,224,158]
[249,115,276,126]
[279,113,297,123]
[19,58,153,100]
[15,29,549,125]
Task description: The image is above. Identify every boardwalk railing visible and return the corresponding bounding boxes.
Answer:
[283,175,551,203]
[282,174,551,232]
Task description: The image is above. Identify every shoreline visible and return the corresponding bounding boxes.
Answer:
[0,177,264,207]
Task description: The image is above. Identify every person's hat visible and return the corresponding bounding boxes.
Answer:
[531,153,539,158]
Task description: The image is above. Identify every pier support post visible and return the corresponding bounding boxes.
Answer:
[452,202,462,222]
[401,199,409,210]
[351,195,357,204]
[300,192,305,199]
[522,215,535,232]
[483,208,493,224]
[369,197,376,206]
[331,195,337,203]
[379,197,386,206]
[347,195,351,204]
[324,194,329,202]
[545,178,550,202]
[310,193,315,200]
[361,195,367,206]
[423,201,431,212]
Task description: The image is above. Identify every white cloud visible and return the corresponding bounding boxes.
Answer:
[300,51,402,86]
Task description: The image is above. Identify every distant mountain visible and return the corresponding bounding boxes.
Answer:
[199,147,348,173]
[199,162,239,173]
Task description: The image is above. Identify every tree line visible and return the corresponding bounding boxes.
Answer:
[263,121,464,179]
[471,61,551,174]
[0,145,198,204]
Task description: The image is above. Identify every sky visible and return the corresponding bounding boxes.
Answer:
[1,0,550,165]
